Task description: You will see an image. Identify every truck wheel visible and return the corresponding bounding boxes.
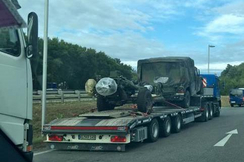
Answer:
[181,90,190,108]
[147,119,159,142]
[97,95,115,111]
[238,104,242,107]
[199,103,209,122]
[230,104,234,107]
[159,116,171,137]
[137,88,153,113]
[208,104,213,120]
[171,114,182,133]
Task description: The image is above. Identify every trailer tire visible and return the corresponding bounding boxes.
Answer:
[159,116,171,137]
[209,104,213,120]
[137,88,153,113]
[147,119,159,142]
[231,104,234,107]
[172,114,182,133]
[97,95,115,111]
[238,104,242,107]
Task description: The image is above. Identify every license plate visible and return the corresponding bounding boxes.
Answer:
[231,101,236,103]
[78,134,96,140]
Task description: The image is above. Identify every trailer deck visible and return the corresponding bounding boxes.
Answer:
[43,104,206,151]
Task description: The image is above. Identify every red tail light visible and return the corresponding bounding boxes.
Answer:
[111,136,126,142]
[243,97,244,101]
[49,135,63,141]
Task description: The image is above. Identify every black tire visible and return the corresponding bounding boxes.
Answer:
[171,114,182,133]
[159,116,171,137]
[214,108,220,117]
[214,103,221,117]
[181,90,190,108]
[208,104,213,120]
[147,119,159,142]
[137,88,153,113]
[97,95,115,111]
[230,104,234,107]
[199,103,209,122]
[238,104,242,107]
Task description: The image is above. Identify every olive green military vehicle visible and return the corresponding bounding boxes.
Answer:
[91,57,202,112]
[138,57,203,108]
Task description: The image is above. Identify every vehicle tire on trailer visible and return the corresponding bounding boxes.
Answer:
[137,88,153,113]
[208,104,213,120]
[159,116,171,137]
[171,114,182,133]
[181,90,190,108]
[147,119,159,142]
[231,104,234,107]
[238,104,242,107]
[97,95,115,111]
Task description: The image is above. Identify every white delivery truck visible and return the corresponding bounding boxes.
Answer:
[0,0,38,161]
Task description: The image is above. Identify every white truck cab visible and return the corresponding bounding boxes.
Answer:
[0,0,38,161]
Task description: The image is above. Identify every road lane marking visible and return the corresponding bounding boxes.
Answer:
[34,149,55,156]
[214,129,238,147]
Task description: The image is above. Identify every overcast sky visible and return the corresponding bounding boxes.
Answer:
[18,0,244,74]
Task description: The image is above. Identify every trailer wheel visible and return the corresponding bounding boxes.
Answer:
[208,104,213,120]
[97,95,115,111]
[159,116,171,137]
[230,104,234,107]
[172,114,182,133]
[147,119,159,142]
[137,88,153,113]
[181,90,190,108]
[238,104,242,107]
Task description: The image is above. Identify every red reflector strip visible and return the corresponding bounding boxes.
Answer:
[49,135,63,141]
[51,126,126,131]
[111,136,126,142]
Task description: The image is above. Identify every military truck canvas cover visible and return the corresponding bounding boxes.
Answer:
[137,57,195,85]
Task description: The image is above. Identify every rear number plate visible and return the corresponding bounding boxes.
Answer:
[231,101,236,103]
[78,134,96,140]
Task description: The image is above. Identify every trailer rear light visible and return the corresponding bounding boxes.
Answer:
[51,126,127,131]
[243,97,244,101]
[48,135,63,141]
[111,136,126,142]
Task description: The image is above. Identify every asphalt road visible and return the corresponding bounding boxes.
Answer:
[34,107,244,162]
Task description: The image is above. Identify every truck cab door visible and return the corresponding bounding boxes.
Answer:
[0,28,29,145]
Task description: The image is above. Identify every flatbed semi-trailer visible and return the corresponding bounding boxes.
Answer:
[43,94,221,152]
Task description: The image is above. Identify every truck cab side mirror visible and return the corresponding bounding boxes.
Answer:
[26,12,38,58]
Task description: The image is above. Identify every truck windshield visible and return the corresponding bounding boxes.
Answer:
[141,62,181,84]
[230,89,243,97]
[0,28,20,56]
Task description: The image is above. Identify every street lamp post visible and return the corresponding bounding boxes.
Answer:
[208,45,215,74]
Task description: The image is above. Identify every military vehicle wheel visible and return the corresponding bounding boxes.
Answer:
[137,88,153,113]
[97,95,115,111]
[181,90,190,108]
